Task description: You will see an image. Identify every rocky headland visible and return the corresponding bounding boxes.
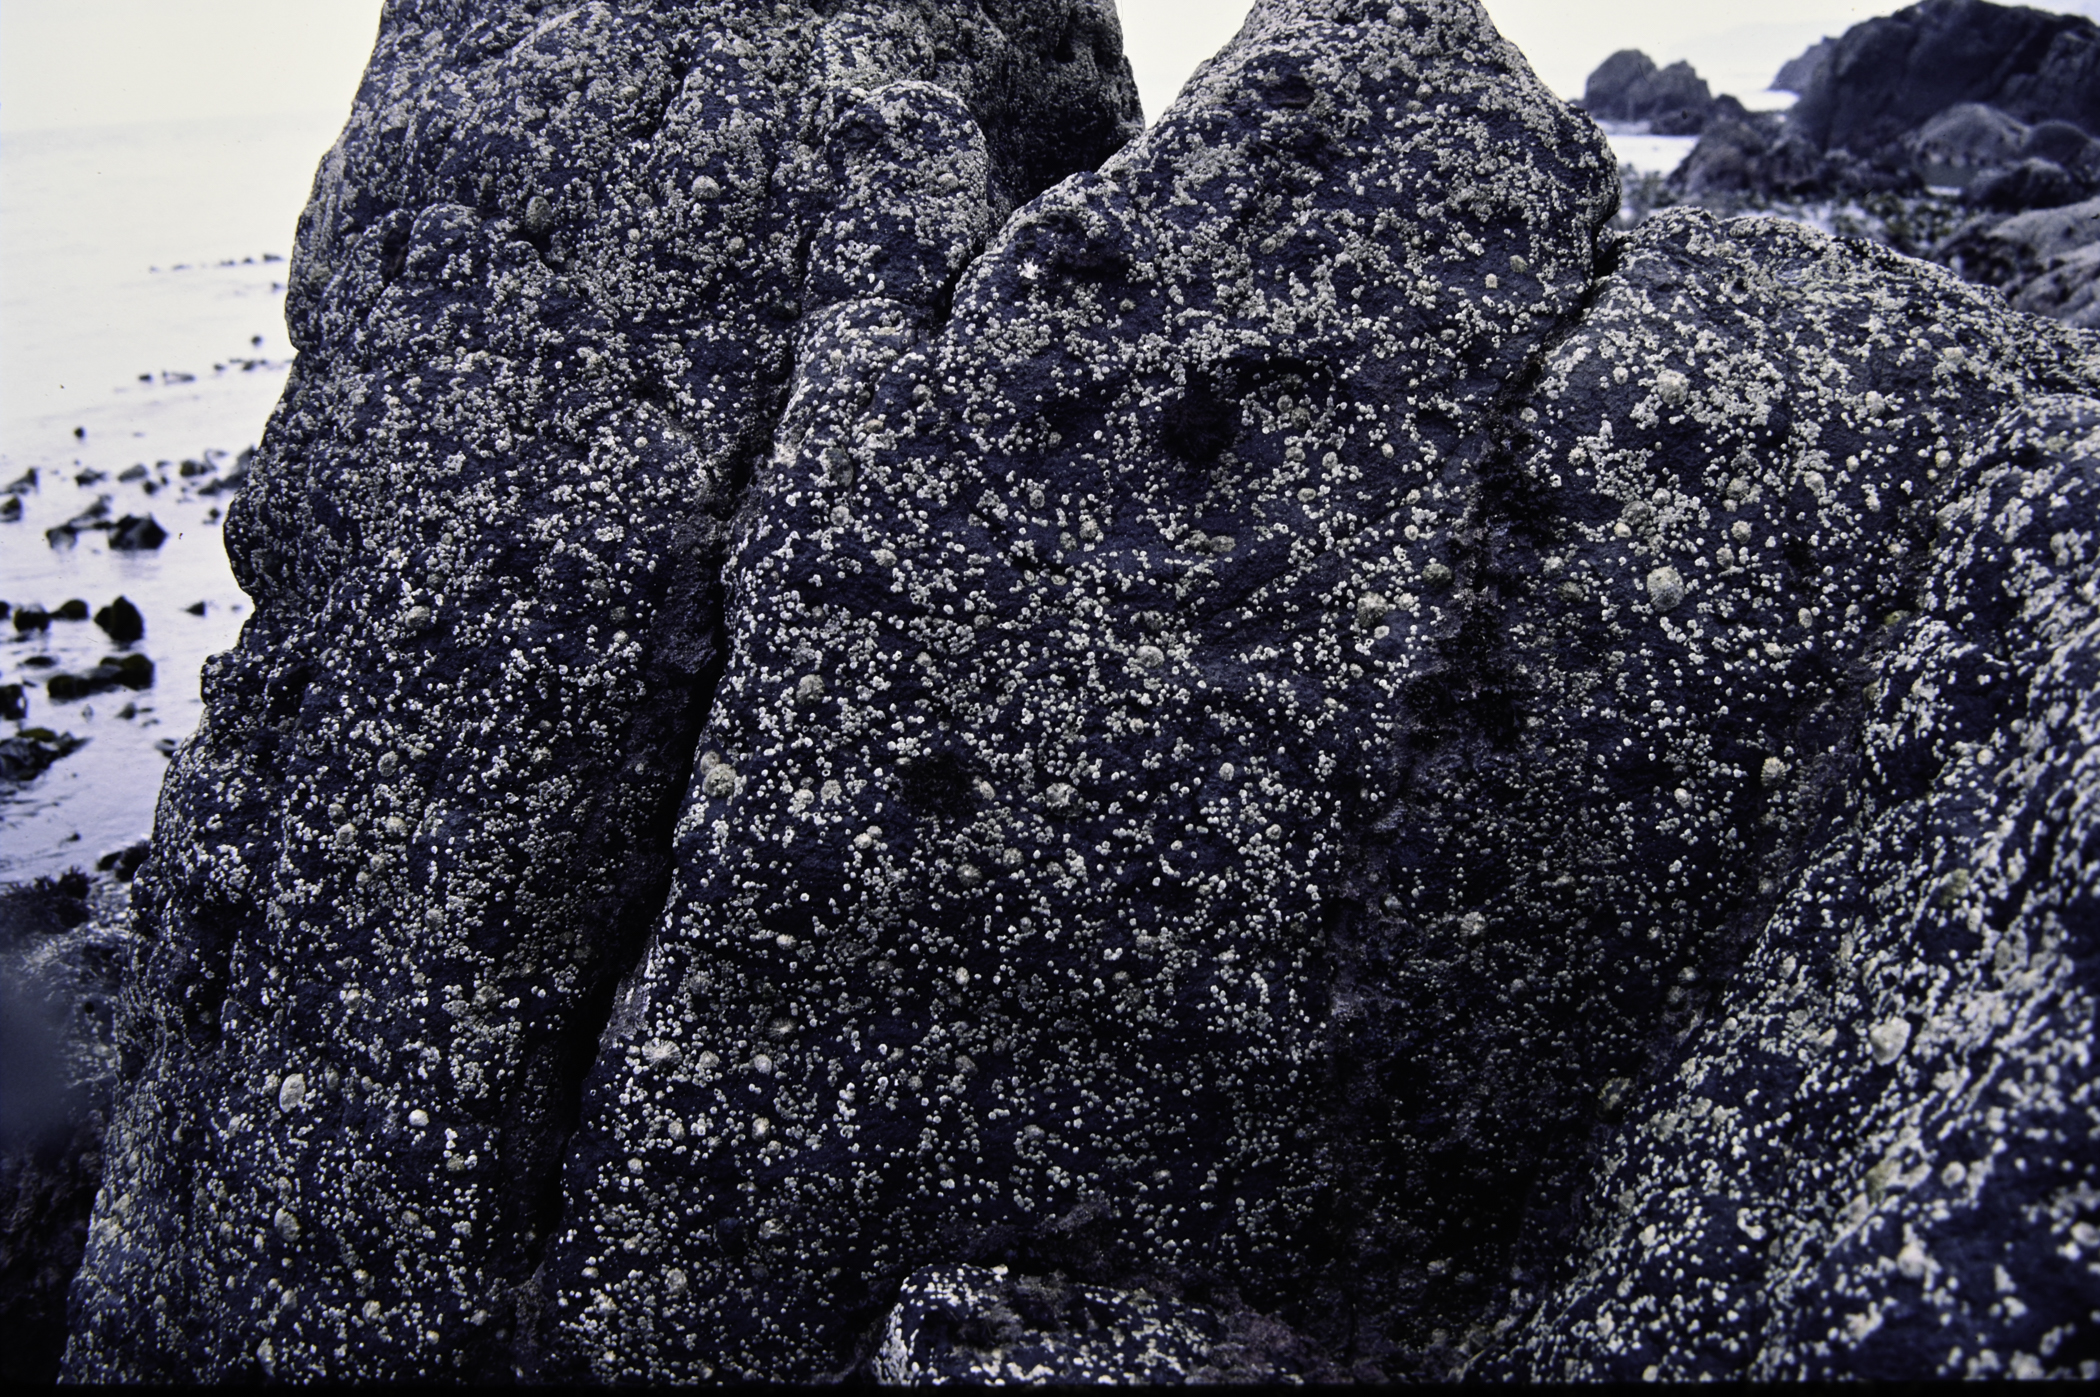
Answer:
[2,0,2093,1383]
[1612,0,2100,331]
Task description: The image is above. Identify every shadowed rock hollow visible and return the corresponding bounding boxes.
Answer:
[54,0,2100,1384]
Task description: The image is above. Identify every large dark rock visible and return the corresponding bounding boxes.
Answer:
[1787,0,2100,163]
[60,0,2100,1385]
[1501,392,2100,1382]
[62,0,1138,1383]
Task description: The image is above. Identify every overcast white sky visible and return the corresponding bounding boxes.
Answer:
[2,0,2098,131]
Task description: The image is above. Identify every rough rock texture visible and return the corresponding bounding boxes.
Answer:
[62,0,1137,1382]
[1500,395,2100,1382]
[0,875,128,1386]
[541,0,1616,1379]
[60,0,2100,1384]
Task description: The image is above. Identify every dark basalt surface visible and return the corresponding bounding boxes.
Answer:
[542,0,1614,1378]
[60,0,1137,1382]
[1502,394,2100,1382]
[50,0,2100,1384]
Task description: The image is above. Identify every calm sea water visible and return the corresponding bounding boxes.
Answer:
[0,114,342,881]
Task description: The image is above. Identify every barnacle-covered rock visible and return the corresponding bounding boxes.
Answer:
[61,1,1137,1383]
[1501,397,2100,1382]
[544,0,1617,1379]
[59,0,2100,1384]
[873,1263,1310,1383]
[1360,205,2100,1372]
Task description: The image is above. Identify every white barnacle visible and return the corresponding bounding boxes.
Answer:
[1645,566,1687,613]
[277,1073,308,1111]
[1867,1016,1912,1065]
[1654,369,1688,406]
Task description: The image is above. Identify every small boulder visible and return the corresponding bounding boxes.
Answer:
[43,655,152,702]
[92,598,143,647]
[106,515,166,551]
[1971,156,2088,211]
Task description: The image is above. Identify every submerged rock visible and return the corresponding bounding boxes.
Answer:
[92,598,144,648]
[42,655,152,702]
[106,515,167,552]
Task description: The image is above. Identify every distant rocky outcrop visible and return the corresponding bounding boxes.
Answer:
[46,0,2100,1385]
[1771,37,1835,95]
[1651,2,2100,328]
[1787,0,2100,166]
[1582,50,1719,136]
